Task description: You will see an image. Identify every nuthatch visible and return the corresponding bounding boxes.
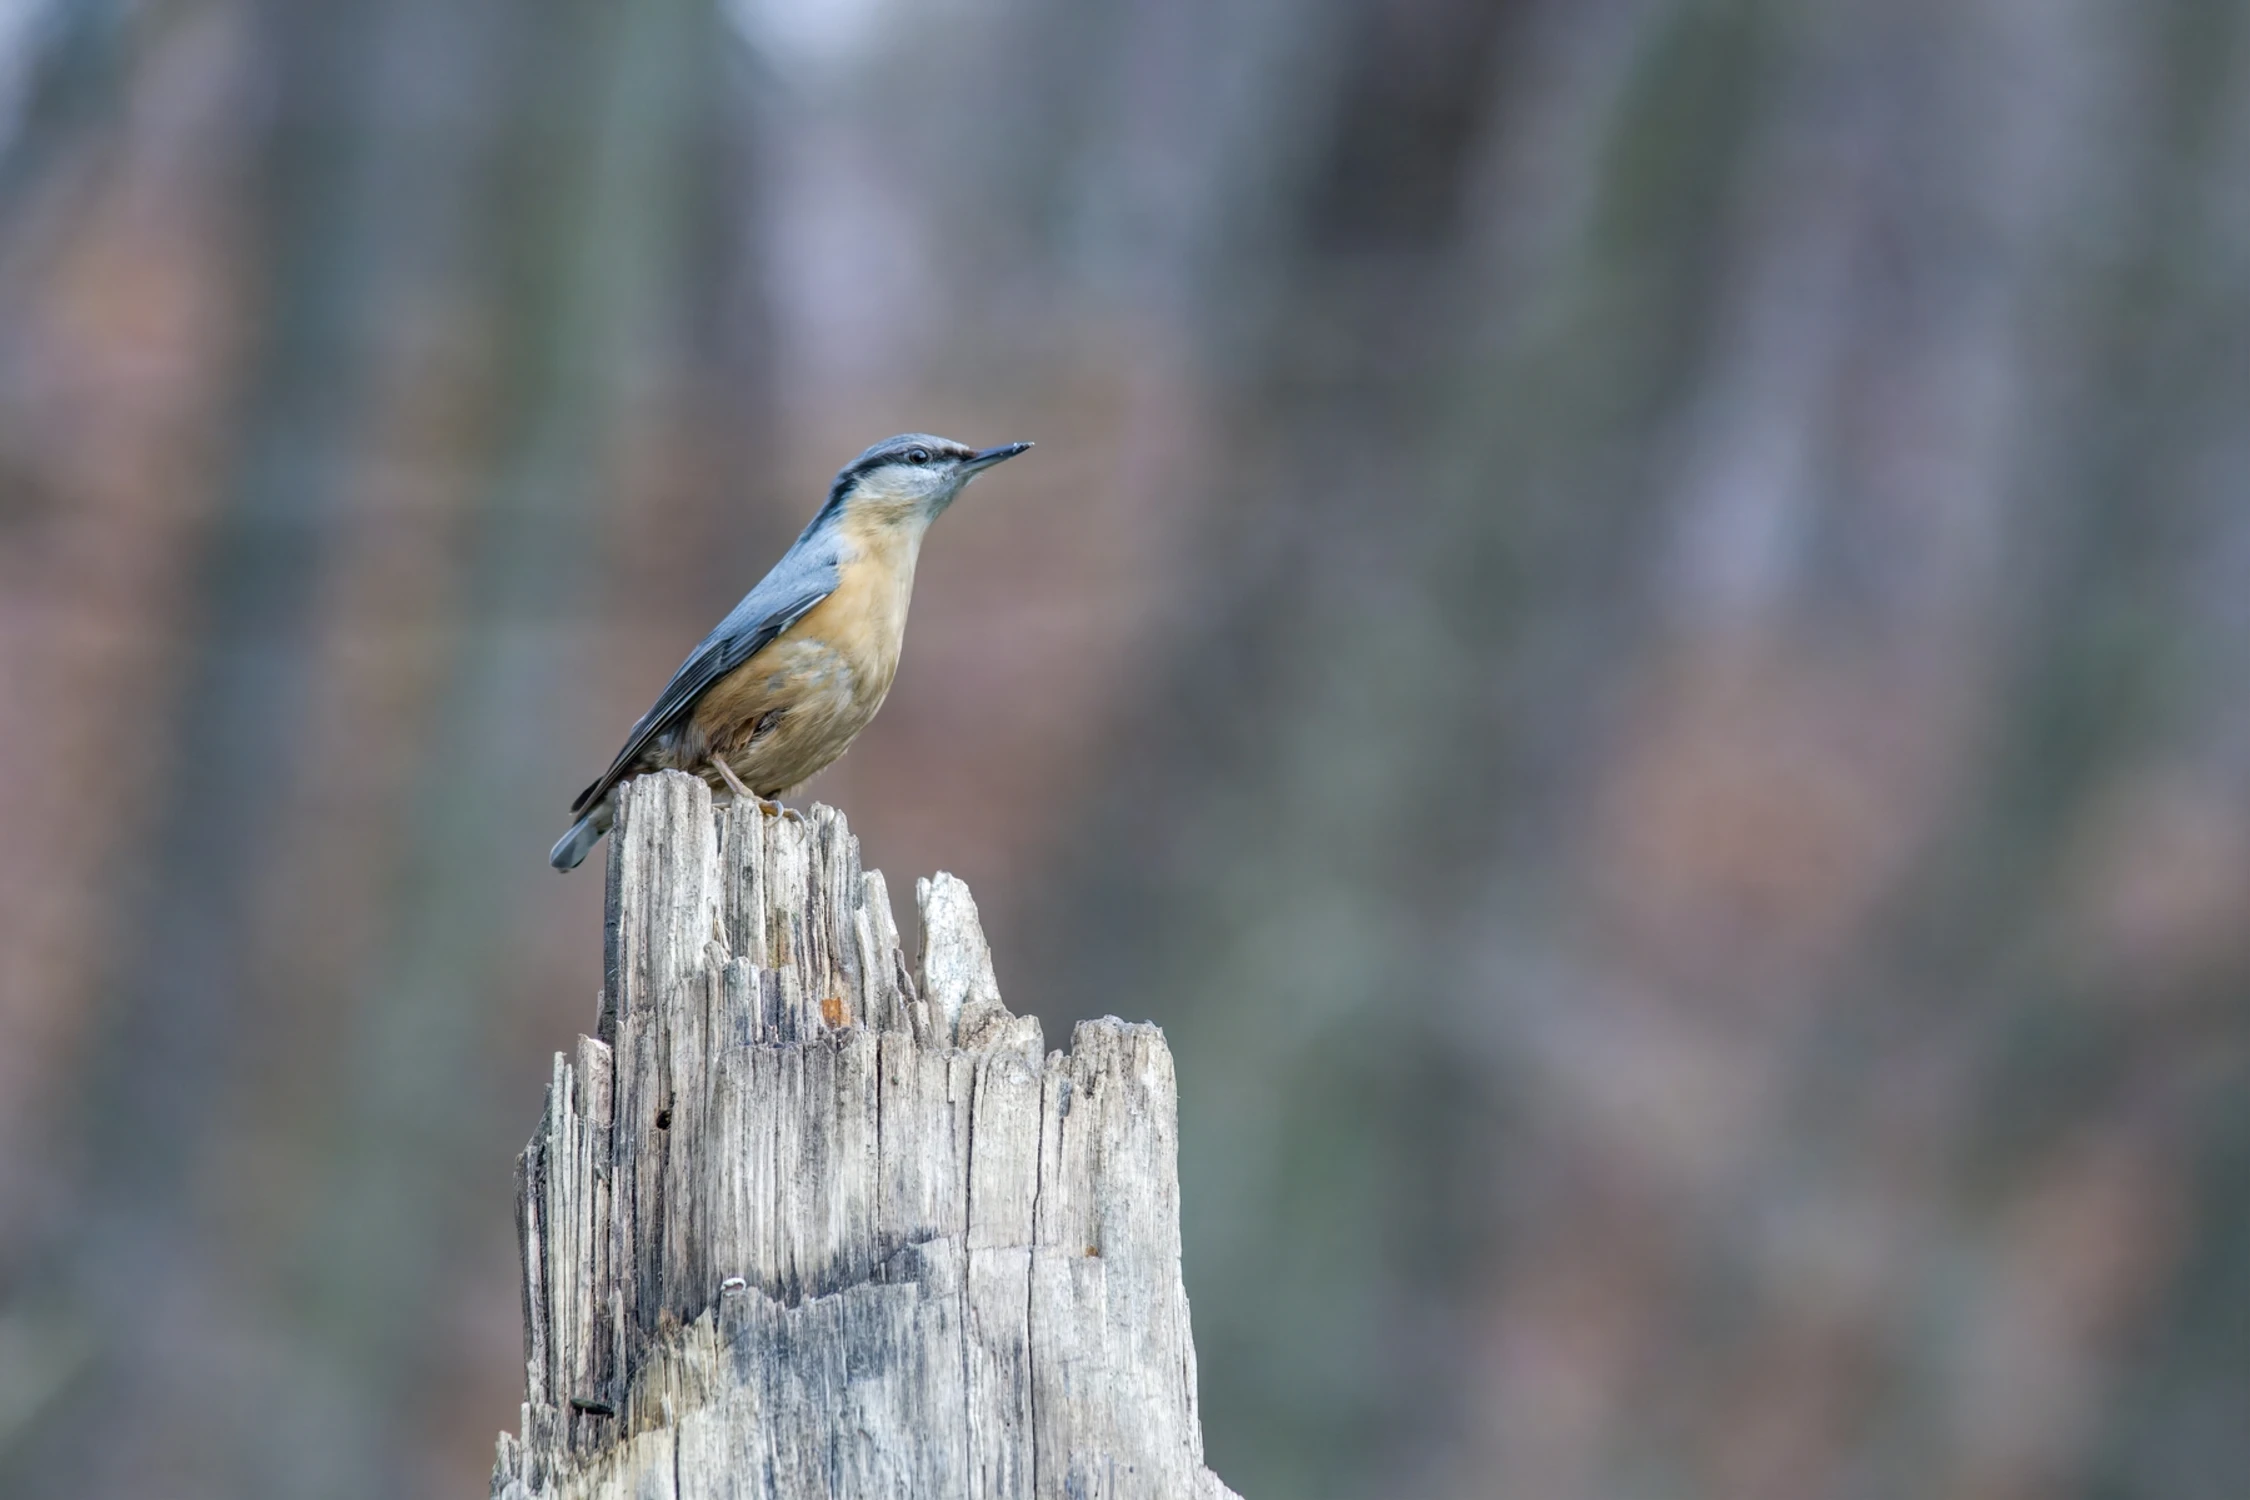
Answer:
[550,433,1032,870]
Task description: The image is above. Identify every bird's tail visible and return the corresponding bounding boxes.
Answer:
[549,800,614,871]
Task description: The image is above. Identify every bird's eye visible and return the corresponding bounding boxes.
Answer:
[905,446,931,465]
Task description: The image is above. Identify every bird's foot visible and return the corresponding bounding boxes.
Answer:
[708,759,802,820]
[707,755,753,798]
[707,756,764,806]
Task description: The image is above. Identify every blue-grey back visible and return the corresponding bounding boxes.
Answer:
[567,521,845,814]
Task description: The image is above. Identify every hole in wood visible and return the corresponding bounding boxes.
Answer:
[654,1108,671,1130]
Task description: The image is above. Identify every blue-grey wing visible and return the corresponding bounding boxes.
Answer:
[570,546,840,814]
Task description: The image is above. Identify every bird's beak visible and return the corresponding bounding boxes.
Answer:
[963,441,1033,474]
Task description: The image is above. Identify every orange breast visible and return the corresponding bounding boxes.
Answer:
[688,516,921,793]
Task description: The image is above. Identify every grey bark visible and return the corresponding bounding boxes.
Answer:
[491,770,1237,1500]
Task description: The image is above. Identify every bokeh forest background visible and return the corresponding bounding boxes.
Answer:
[3,0,2249,1496]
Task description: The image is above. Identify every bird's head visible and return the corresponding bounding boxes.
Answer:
[822,433,1032,533]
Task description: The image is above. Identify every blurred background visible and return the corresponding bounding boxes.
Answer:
[2,0,2248,1496]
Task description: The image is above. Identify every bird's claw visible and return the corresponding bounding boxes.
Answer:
[719,789,790,819]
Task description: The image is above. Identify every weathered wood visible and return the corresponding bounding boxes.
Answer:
[493,770,1238,1499]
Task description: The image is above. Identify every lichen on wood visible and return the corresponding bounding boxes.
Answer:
[492,770,1237,1499]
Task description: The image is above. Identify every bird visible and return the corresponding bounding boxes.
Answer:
[549,432,1032,870]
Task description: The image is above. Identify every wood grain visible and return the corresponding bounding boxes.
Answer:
[493,770,1238,1499]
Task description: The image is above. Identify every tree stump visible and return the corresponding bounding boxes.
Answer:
[491,771,1238,1499]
